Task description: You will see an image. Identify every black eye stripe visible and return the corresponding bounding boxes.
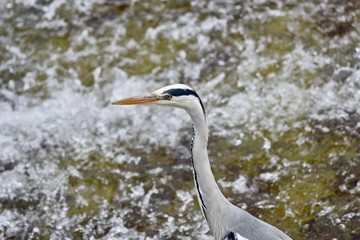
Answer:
[163,88,195,97]
[162,88,206,116]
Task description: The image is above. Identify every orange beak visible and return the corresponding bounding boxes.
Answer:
[112,94,159,105]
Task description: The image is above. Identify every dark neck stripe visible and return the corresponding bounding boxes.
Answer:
[224,232,236,240]
[190,130,208,221]
[163,88,206,116]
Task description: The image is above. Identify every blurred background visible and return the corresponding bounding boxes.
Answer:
[0,0,359,239]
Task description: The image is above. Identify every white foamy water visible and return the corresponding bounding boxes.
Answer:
[0,0,359,239]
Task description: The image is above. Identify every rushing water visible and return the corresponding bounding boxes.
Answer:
[0,0,360,239]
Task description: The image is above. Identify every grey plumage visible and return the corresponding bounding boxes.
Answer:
[112,84,292,240]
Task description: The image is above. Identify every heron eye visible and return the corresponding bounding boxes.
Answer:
[164,94,172,100]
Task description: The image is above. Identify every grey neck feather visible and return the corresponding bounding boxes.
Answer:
[187,103,231,238]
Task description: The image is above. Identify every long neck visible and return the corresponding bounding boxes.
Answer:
[188,106,230,234]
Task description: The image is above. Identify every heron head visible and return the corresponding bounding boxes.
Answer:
[112,84,205,115]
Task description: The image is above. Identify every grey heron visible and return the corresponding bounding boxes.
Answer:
[112,84,292,240]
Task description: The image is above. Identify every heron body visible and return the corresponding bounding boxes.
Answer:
[113,84,292,240]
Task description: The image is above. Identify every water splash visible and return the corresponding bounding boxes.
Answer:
[1,0,359,239]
